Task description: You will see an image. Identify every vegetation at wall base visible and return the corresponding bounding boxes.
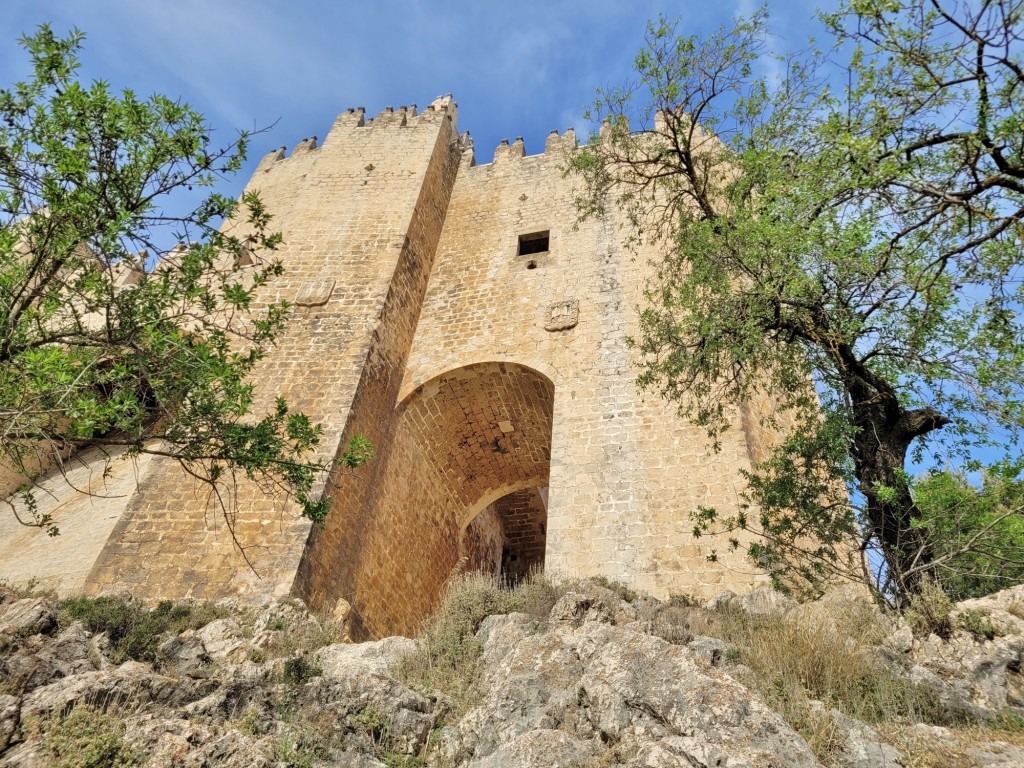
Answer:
[58,595,224,664]
[570,0,1024,606]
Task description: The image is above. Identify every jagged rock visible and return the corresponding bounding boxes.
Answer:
[706,586,795,616]
[316,635,417,679]
[179,663,271,723]
[957,585,1024,635]
[157,630,211,679]
[914,628,1024,714]
[248,597,327,655]
[454,618,821,767]
[967,740,1024,767]
[468,728,598,768]
[548,585,639,628]
[21,660,212,720]
[0,740,45,767]
[126,714,274,767]
[685,635,727,665]
[297,671,433,755]
[254,598,321,637]
[0,598,56,637]
[0,694,18,752]
[806,701,901,768]
[1,620,95,691]
[8,585,1024,768]
[197,619,247,664]
[476,613,537,669]
[881,620,914,655]
[335,751,388,767]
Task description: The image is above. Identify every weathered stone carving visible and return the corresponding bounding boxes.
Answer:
[544,299,579,331]
[295,279,335,307]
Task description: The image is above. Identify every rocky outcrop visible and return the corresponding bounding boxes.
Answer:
[449,611,820,767]
[1,584,1023,767]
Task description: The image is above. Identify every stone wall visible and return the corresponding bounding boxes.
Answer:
[398,130,769,604]
[84,98,462,604]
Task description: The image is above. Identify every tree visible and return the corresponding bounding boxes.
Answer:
[0,26,369,536]
[570,1,1024,602]
[913,463,1024,600]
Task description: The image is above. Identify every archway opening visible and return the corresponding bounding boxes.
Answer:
[462,486,547,586]
[300,361,554,638]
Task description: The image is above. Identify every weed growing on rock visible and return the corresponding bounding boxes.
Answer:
[58,597,224,664]
[396,571,568,718]
[40,706,140,768]
[590,576,638,603]
[956,609,1005,641]
[272,729,327,768]
[904,579,954,638]
[280,655,321,685]
[697,598,969,762]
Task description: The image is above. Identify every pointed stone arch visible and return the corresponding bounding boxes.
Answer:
[295,361,554,638]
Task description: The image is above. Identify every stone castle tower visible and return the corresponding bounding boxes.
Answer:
[0,96,771,639]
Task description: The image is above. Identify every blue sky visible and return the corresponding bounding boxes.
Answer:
[0,0,824,185]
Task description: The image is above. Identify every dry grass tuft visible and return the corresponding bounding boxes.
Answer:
[395,571,567,719]
[692,599,967,764]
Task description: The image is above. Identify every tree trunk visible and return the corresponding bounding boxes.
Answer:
[849,395,951,600]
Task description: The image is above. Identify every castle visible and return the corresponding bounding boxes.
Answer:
[0,95,772,639]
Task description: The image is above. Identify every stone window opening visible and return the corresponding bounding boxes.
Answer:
[518,230,549,257]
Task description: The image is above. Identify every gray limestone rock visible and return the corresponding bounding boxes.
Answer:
[315,635,417,679]
[685,635,727,665]
[0,598,56,637]
[21,661,211,720]
[467,728,598,768]
[156,630,211,679]
[0,695,17,753]
[125,714,274,768]
[548,585,639,628]
[196,619,247,664]
[1,621,95,692]
[805,701,901,768]
[454,618,821,768]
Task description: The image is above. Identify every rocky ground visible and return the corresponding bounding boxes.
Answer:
[0,579,1022,767]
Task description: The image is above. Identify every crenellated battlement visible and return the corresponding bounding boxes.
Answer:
[458,127,577,173]
[250,93,579,182]
[250,95,459,183]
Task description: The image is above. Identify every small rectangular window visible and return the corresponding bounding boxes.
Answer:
[518,231,549,256]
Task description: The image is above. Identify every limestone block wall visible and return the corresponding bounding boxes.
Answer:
[84,98,462,602]
[0,447,155,595]
[462,502,504,576]
[397,133,770,605]
[460,487,547,583]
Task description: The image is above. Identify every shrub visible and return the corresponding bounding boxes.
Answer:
[272,729,327,768]
[41,706,139,768]
[957,609,1004,641]
[58,596,224,663]
[281,655,321,685]
[913,466,1024,600]
[904,578,954,639]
